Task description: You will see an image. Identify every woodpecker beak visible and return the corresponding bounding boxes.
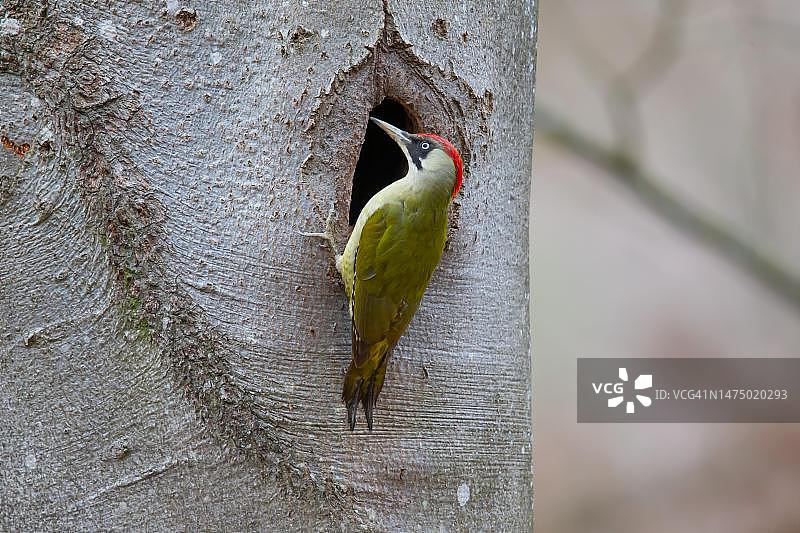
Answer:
[370,117,413,153]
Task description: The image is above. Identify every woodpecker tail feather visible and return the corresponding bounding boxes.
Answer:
[342,353,390,431]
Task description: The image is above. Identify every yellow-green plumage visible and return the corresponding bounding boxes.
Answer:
[337,134,457,431]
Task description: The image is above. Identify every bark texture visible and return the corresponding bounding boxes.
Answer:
[1,0,536,530]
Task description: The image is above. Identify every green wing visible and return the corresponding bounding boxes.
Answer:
[343,198,448,429]
[352,201,445,366]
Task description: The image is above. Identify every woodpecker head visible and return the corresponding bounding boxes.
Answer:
[370,117,463,199]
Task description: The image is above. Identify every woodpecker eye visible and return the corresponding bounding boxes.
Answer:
[420,142,430,150]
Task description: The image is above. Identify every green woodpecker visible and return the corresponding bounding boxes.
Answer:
[304,117,463,431]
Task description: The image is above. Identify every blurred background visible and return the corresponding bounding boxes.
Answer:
[533,1,800,532]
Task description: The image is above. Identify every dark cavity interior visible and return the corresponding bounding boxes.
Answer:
[349,99,417,225]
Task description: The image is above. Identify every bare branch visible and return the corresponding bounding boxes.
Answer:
[606,0,687,155]
[537,107,800,314]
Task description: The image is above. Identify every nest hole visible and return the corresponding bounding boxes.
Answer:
[349,98,418,225]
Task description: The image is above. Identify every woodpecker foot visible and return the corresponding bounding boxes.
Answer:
[299,205,340,257]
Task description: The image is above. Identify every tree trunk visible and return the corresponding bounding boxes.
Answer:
[1,1,535,530]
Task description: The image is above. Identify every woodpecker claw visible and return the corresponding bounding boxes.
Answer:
[299,205,339,257]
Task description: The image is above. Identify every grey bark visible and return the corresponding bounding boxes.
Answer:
[1,1,536,531]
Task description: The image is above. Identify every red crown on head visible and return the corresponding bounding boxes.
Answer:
[418,133,463,199]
